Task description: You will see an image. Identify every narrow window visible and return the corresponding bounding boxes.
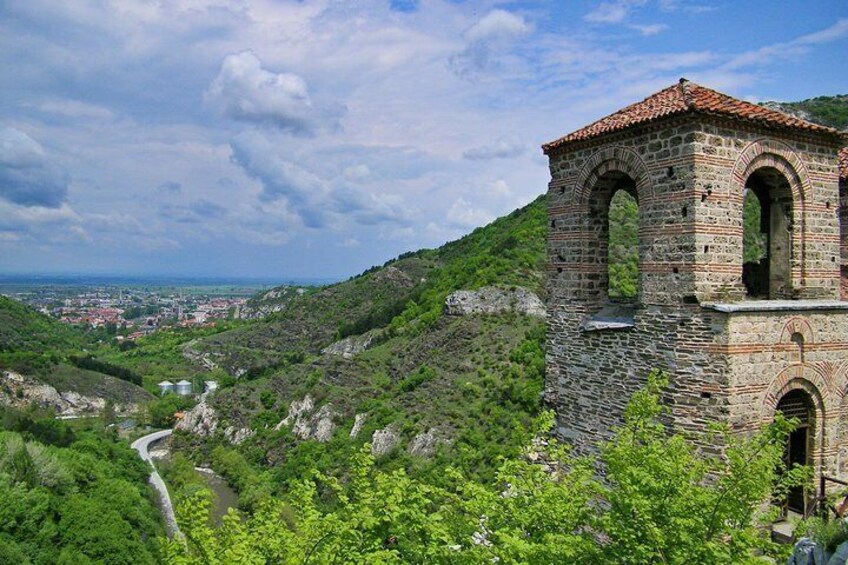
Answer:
[608,189,638,301]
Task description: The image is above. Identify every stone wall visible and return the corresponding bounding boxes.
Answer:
[545,112,847,472]
[714,308,848,478]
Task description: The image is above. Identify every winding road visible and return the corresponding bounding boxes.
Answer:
[131,429,182,538]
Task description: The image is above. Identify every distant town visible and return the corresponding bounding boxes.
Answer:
[4,284,252,340]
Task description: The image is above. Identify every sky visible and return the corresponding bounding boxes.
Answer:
[1,0,846,280]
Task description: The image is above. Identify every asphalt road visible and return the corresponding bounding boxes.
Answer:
[131,429,182,538]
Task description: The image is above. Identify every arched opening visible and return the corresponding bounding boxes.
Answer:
[587,170,639,306]
[776,389,814,514]
[742,167,794,299]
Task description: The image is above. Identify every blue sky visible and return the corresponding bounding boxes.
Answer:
[1,0,846,280]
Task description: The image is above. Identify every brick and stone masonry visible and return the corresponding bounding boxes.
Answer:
[542,79,848,493]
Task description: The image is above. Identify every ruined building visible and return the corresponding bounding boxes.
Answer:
[543,79,848,513]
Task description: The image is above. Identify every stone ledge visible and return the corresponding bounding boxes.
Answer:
[703,300,848,313]
[581,319,636,331]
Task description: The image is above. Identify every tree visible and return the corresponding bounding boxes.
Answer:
[163,372,803,564]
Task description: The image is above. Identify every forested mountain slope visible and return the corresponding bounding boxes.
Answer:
[0,297,152,412]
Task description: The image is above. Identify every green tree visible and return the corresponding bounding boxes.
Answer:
[609,189,639,299]
[163,373,803,564]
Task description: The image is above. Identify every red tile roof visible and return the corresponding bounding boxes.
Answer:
[543,79,844,154]
[840,147,848,182]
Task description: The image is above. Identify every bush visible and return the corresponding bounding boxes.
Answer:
[165,372,804,564]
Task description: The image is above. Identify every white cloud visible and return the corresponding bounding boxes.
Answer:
[205,50,342,134]
[446,197,494,229]
[632,23,667,36]
[450,9,532,76]
[37,99,115,120]
[724,19,848,71]
[229,131,409,229]
[585,1,647,24]
[465,9,532,43]
[463,137,525,160]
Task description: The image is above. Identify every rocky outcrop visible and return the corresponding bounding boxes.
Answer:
[370,425,400,457]
[322,329,383,359]
[372,266,414,288]
[274,395,337,442]
[223,425,254,445]
[237,286,308,320]
[181,339,220,370]
[408,428,450,458]
[175,397,254,444]
[350,413,367,438]
[444,286,545,318]
[0,370,142,418]
[175,398,219,437]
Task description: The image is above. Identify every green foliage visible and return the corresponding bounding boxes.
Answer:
[799,516,848,554]
[0,407,162,563]
[210,446,273,511]
[763,94,848,130]
[147,394,197,428]
[0,296,81,356]
[164,375,801,564]
[608,189,639,299]
[743,189,767,264]
[398,365,437,392]
[69,354,143,386]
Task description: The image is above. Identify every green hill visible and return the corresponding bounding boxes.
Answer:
[169,196,548,490]
[0,297,151,407]
[762,94,848,130]
[0,296,81,356]
[192,195,547,377]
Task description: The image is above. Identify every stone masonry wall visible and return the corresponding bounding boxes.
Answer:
[545,115,846,465]
[714,310,848,480]
[688,121,842,302]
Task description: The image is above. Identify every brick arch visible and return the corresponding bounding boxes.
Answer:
[780,317,815,345]
[761,365,831,421]
[732,139,811,203]
[575,146,653,206]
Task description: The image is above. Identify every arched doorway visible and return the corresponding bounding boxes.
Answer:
[776,389,814,513]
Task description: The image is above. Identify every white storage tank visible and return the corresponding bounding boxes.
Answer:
[175,380,193,396]
[157,380,175,395]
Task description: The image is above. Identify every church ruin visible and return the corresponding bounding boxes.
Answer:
[543,79,848,513]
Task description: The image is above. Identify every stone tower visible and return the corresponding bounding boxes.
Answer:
[542,79,848,509]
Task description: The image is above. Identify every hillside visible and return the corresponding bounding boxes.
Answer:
[0,297,152,412]
[0,296,81,356]
[168,196,548,489]
[762,94,848,130]
[190,195,547,377]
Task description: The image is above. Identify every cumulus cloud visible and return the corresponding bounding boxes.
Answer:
[584,1,667,35]
[450,10,532,76]
[205,50,343,134]
[463,137,525,160]
[229,132,407,229]
[446,197,495,229]
[0,127,69,208]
